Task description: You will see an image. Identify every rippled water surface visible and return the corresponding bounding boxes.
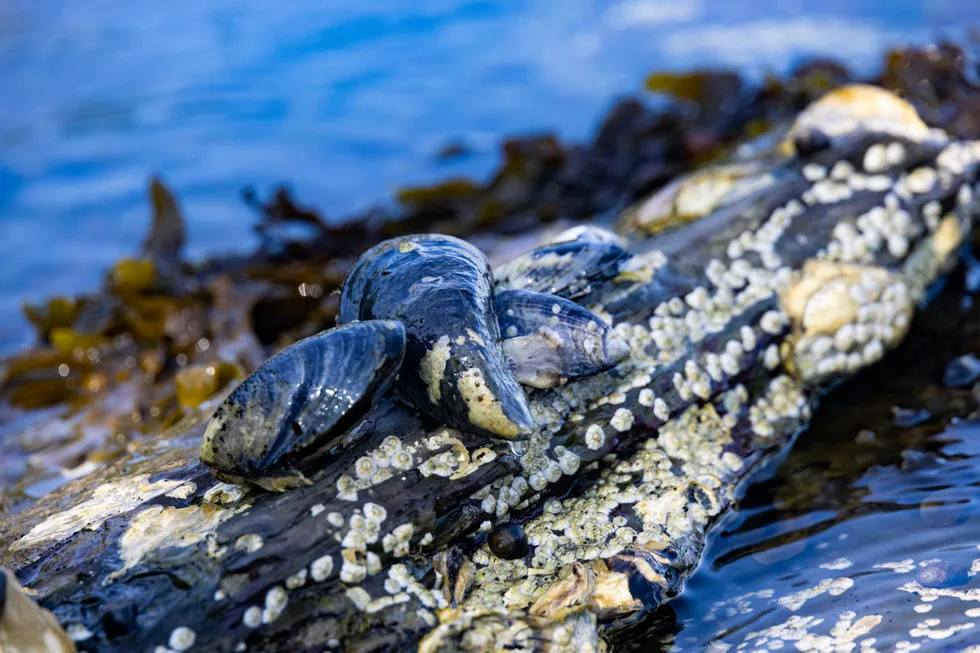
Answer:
[616,272,980,651]
[1,0,978,352]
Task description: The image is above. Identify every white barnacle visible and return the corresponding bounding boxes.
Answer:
[866,174,892,192]
[262,586,288,624]
[802,163,826,181]
[740,325,757,352]
[958,183,973,206]
[348,513,366,532]
[311,555,334,582]
[906,167,937,194]
[719,352,740,377]
[327,512,344,528]
[481,494,496,514]
[543,460,562,484]
[383,578,401,595]
[653,398,670,421]
[528,472,548,491]
[760,310,785,335]
[638,388,655,407]
[336,475,358,502]
[763,344,781,370]
[285,568,308,590]
[340,557,367,584]
[382,523,414,558]
[610,408,634,432]
[559,451,581,475]
[168,627,196,652]
[242,606,262,629]
[863,143,888,173]
[234,534,263,554]
[885,141,906,166]
[363,503,387,525]
[585,424,606,450]
[887,235,909,258]
[354,457,376,480]
[346,587,372,611]
[310,504,325,517]
[391,450,414,471]
[830,160,854,180]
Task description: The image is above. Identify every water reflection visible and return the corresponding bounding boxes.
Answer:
[2,0,979,352]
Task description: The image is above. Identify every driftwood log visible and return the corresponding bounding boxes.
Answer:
[2,84,980,653]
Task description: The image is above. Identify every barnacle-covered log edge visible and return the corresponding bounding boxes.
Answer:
[3,47,980,653]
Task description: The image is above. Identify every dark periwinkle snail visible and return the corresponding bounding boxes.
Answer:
[339,234,535,440]
[488,523,529,560]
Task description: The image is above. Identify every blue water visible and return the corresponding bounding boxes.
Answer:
[0,0,975,352]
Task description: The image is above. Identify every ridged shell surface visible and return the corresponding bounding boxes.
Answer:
[200,320,406,489]
[494,240,632,300]
[340,234,535,439]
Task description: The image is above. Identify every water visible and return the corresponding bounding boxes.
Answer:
[616,274,980,651]
[1,0,977,353]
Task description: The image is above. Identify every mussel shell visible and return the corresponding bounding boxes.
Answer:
[339,234,535,440]
[496,288,630,388]
[200,320,406,489]
[494,240,632,300]
[550,225,625,247]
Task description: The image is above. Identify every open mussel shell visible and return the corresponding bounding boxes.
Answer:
[496,288,630,388]
[200,320,406,490]
[494,239,633,300]
[339,234,535,440]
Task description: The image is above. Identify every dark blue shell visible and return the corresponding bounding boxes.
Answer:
[339,234,534,439]
[200,320,406,488]
[496,288,630,388]
[494,240,633,300]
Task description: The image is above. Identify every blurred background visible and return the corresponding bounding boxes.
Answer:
[0,0,977,354]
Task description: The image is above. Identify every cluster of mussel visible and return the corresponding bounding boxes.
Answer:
[200,227,633,487]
